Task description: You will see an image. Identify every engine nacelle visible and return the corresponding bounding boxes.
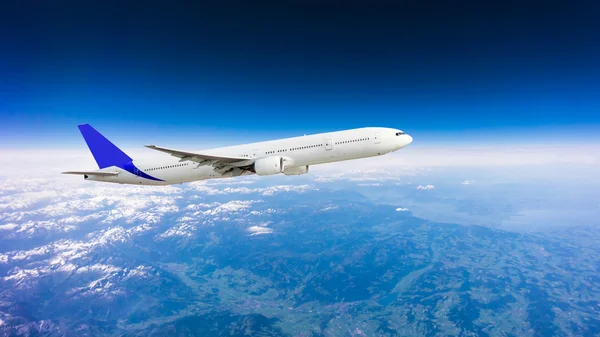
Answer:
[253,156,284,176]
[283,165,309,176]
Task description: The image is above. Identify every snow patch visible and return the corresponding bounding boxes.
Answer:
[76,264,121,274]
[159,223,197,238]
[320,205,339,212]
[188,183,317,196]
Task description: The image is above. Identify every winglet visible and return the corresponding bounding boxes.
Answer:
[78,124,132,169]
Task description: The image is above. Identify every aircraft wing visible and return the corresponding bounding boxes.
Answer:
[62,171,119,176]
[145,145,252,167]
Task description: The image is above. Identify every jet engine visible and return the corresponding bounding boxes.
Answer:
[283,165,309,176]
[253,156,284,176]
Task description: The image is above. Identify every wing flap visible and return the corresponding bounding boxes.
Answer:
[145,145,251,165]
[62,171,119,176]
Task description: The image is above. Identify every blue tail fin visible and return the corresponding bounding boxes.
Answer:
[78,124,132,169]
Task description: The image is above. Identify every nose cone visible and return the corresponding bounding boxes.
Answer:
[399,134,413,148]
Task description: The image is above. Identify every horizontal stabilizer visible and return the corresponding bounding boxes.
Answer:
[62,171,118,176]
[145,145,249,164]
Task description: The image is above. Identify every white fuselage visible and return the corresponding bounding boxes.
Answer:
[88,127,412,185]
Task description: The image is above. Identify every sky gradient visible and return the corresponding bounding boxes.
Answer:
[1,1,599,147]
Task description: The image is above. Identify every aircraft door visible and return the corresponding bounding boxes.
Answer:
[374,132,381,144]
[325,139,333,150]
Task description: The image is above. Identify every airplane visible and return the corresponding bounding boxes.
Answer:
[62,124,413,185]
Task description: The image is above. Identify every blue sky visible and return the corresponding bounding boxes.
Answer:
[1,1,599,148]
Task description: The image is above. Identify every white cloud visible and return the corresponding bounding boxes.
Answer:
[202,200,259,216]
[417,185,435,190]
[0,177,185,241]
[395,208,410,212]
[249,208,277,216]
[313,169,416,183]
[205,179,256,186]
[0,223,18,231]
[0,211,27,223]
[176,216,196,222]
[379,144,599,167]
[260,185,316,195]
[0,190,59,211]
[100,196,180,225]
[357,183,383,187]
[247,226,273,236]
[462,180,475,185]
[0,318,4,326]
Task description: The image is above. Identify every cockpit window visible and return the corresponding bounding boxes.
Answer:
[395,131,405,136]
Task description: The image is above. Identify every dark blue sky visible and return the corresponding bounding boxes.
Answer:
[1,1,599,147]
